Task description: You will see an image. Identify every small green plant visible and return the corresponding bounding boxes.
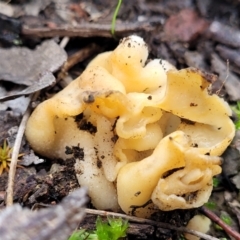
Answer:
[68,216,129,240]
[231,101,240,130]
[111,0,123,36]
[214,213,233,230]
[220,213,232,226]
[213,177,220,188]
[69,229,97,240]
[204,201,217,210]
[179,235,187,240]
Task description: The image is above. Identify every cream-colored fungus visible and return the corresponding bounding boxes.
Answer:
[25,35,235,217]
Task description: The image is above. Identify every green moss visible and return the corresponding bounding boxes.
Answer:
[68,216,129,240]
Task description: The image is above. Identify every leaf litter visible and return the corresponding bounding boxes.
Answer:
[0,0,240,239]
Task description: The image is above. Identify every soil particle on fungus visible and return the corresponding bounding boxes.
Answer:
[74,113,97,134]
[190,102,198,106]
[111,117,119,131]
[96,158,102,168]
[130,200,153,216]
[191,143,198,147]
[147,95,152,100]
[111,135,118,143]
[83,94,95,103]
[74,113,84,122]
[134,191,141,197]
[65,145,84,159]
[182,191,198,204]
[79,119,97,134]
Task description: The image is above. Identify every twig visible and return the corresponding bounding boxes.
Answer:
[21,20,158,38]
[57,43,101,87]
[6,92,39,206]
[85,208,219,240]
[216,59,229,96]
[59,36,70,49]
[201,206,240,240]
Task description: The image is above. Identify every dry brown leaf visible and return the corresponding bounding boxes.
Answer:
[0,40,67,86]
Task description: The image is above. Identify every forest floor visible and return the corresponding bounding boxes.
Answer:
[0,0,240,239]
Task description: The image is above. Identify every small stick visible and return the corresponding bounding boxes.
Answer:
[59,36,70,49]
[216,59,229,95]
[85,208,219,240]
[21,20,156,38]
[57,43,100,87]
[201,206,240,240]
[6,92,39,206]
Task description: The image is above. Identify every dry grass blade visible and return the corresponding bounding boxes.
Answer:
[6,92,39,206]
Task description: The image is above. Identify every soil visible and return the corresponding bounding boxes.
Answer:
[0,0,240,239]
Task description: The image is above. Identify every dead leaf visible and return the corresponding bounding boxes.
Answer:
[0,71,56,101]
[21,150,44,166]
[0,188,87,240]
[0,2,14,17]
[0,39,67,86]
[208,21,240,48]
[164,9,209,42]
[23,0,52,17]
[0,111,21,144]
